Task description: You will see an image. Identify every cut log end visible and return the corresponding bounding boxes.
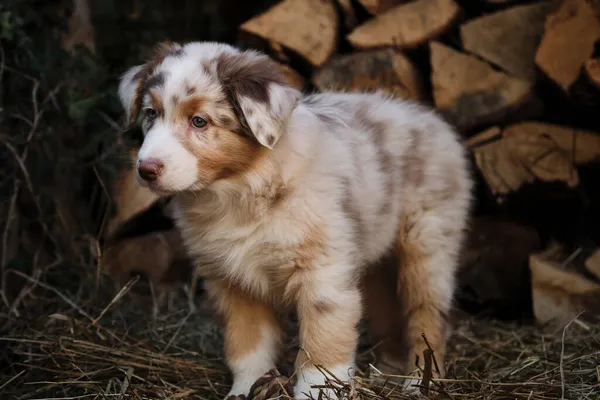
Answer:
[347,0,461,50]
[429,41,536,132]
[535,0,600,91]
[239,0,339,67]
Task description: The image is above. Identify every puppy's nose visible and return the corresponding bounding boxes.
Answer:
[137,159,164,182]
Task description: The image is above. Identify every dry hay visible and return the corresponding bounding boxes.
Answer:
[1,271,599,400]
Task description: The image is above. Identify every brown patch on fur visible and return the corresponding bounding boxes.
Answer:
[395,225,448,376]
[255,178,289,211]
[314,299,336,314]
[291,228,325,270]
[185,83,196,96]
[340,178,365,256]
[206,279,282,361]
[433,166,462,203]
[171,95,179,107]
[185,125,266,185]
[357,107,395,215]
[177,96,208,122]
[144,72,165,92]
[149,90,164,118]
[402,129,426,187]
[201,60,213,75]
[295,290,361,370]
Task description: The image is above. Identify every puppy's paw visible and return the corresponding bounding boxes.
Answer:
[225,395,247,400]
[248,368,294,400]
[293,364,353,399]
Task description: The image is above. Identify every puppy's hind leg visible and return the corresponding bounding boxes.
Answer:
[393,203,467,392]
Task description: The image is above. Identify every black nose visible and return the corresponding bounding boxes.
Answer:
[137,159,163,182]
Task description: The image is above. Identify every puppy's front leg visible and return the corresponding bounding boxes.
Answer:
[206,280,282,399]
[293,268,362,399]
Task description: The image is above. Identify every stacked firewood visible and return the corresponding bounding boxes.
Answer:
[103,0,600,325]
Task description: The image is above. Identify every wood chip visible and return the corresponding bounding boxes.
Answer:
[312,48,424,101]
[347,0,461,50]
[535,0,600,91]
[429,41,533,131]
[530,247,600,326]
[585,249,600,280]
[468,122,600,199]
[239,0,338,67]
[357,0,406,15]
[460,2,552,81]
[105,149,162,238]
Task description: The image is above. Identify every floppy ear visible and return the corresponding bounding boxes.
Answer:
[118,64,144,127]
[217,51,301,149]
[117,41,183,128]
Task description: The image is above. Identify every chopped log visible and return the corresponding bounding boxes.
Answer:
[105,148,163,237]
[239,0,338,67]
[429,41,534,131]
[530,245,600,326]
[457,216,540,319]
[585,249,600,280]
[467,122,600,200]
[535,0,600,92]
[277,62,306,91]
[584,58,600,89]
[358,0,405,15]
[460,2,552,81]
[347,0,461,50]
[312,48,424,101]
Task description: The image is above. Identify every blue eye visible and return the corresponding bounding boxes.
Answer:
[192,116,208,128]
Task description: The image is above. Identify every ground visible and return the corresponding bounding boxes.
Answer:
[1,276,598,400]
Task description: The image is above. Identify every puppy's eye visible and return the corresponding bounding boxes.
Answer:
[145,108,157,120]
[191,116,208,129]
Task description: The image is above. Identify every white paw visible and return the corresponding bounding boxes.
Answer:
[401,375,425,394]
[293,363,354,399]
[224,388,248,399]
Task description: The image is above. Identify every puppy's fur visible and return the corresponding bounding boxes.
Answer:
[118,41,472,399]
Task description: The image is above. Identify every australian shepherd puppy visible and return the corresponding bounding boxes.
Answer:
[118,41,472,399]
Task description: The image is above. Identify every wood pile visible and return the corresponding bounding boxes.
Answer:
[103,0,600,324]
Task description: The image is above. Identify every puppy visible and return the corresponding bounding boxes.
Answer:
[118,41,472,399]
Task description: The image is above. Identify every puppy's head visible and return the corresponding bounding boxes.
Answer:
[118,41,300,193]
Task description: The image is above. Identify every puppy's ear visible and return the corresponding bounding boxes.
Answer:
[118,41,183,128]
[217,51,301,149]
[118,65,144,127]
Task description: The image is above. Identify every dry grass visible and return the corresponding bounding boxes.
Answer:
[1,271,598,400]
